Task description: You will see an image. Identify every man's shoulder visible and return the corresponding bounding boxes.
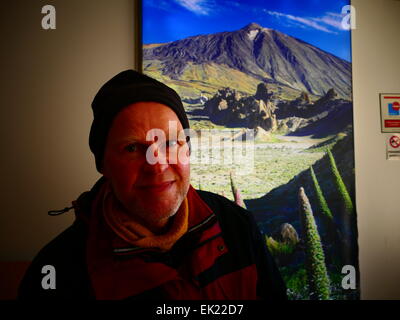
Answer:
[36,221,87,261]
[195,189,253,224]
[18,221,89,299]
[196,190,288,300]
[195,189,247,212]
[195,189,257,244]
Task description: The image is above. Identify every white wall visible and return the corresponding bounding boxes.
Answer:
[352,0,400,300]
[0,0,135,260]
[1,0,399,300]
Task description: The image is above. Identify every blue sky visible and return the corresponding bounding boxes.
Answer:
[143,0,352,61]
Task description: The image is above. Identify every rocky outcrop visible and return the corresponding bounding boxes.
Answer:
[275,91,315,119]
[205,88,238,112]
[229,126,273,142]
[289,91,312,106]
[300,92,311,104]
[242,96,278,131]
[315,88,337,106]
[277,117,309,134]
[183,93,208,105]
[204,84,351,137]
[204,83,278,132]
[254,83,270,101]
[280,223,300,245]
[274,87,351,135]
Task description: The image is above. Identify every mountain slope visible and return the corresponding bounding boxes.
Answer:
[143,23,352,99]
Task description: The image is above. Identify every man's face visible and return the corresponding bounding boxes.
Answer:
[102,102,190,231]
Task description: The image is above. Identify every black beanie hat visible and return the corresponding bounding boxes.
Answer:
[89,70,190,172]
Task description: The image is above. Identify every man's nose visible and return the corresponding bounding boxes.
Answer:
[144,143,169,173]
[145,160,169,174]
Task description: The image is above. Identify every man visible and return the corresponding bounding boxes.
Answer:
[18,70,287,300]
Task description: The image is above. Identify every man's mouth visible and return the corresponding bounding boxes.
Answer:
[138,181,175,192]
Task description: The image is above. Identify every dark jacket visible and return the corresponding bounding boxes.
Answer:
[18,179,287,300]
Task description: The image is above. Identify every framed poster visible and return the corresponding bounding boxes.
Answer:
[139,0,359,300]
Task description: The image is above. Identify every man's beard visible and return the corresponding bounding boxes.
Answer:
[124,181,190,229]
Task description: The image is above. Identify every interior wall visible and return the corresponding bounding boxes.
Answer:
[1,0,400,300]
[0,0,134,260]
[352,0,400,300]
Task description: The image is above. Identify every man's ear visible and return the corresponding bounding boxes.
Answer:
[99,159,108,177]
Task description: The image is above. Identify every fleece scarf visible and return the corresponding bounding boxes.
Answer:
[101,181,189,252]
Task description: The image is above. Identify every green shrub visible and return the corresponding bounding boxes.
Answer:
[298,187,331,300]
[266,236,296,256]
[310,166,333,220]
[327,149,354,215]
[283,267,309,300]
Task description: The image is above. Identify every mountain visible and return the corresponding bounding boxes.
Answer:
[143,23,352,100]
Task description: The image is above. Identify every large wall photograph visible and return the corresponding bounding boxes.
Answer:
[141,0,359,300]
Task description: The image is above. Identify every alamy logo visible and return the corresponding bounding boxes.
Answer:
[341,265,356,290]
[41,5,56,30]
[41,265,56,290]
[341,5,356,30]
[143,122,255,175]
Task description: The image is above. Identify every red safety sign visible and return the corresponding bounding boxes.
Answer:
[390,135,400,148]
[380,93,400,133]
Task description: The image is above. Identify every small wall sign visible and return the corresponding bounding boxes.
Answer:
[387,134,400,160]
[380,94,400,133]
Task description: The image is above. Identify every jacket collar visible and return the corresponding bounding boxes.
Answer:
[72,178,217,254]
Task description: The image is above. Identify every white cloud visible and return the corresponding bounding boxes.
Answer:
[325,12,342,18]
[312,12,344,30]
[174,0,213,15]
[266,10,347,34]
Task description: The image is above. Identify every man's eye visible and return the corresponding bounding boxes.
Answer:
[124,144,137,152]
